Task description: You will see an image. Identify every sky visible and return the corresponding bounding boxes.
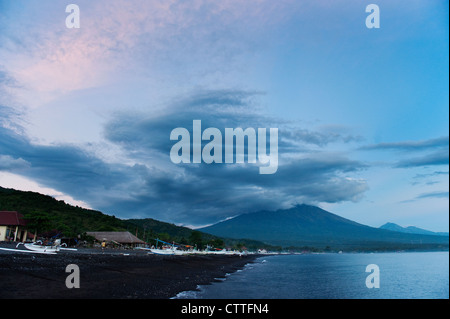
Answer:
[0,0,448,231]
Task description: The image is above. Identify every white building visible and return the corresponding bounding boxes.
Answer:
[0,211,28,242]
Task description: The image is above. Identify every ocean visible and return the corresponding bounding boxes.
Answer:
[174,251,449,299]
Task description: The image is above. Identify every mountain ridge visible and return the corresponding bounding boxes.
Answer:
[379,222,449,237]
[1,186,448,251]
[0,186,276,250]
[200,204,449,250]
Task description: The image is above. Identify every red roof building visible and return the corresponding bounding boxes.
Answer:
[0,211,27,226]
[0,211,28,242]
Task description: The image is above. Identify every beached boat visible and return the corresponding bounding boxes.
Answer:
[23,243,60,253]
[149,247,177,255]
[135,238,245,256]
[145,246,192,255]
[0,241,59,254]
[20,240,61,253]
[141,238,190,255]
[0,245,58,255]
[1,239,77,254]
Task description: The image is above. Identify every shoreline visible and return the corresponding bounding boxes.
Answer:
[0,246,260,299]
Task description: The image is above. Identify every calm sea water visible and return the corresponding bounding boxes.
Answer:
[174,251,449,299]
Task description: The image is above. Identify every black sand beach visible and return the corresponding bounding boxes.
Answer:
[0,245,259,299]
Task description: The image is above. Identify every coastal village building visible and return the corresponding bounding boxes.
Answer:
[86,231,145,247]
[0,211,28,242]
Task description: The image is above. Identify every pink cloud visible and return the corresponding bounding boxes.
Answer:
[2,0,303,108]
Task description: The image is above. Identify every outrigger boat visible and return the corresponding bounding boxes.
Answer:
[137,238,182,255]
[136,238,244,256]
[0,239,77,255]
[21,242,60,253]
[148,247,178,255]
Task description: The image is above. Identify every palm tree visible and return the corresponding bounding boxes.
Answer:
[23,211,52,242]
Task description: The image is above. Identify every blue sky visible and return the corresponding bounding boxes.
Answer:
[0,0,448,230]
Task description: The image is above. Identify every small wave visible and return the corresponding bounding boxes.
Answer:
[171,286,201,299]
[172,258,269,299]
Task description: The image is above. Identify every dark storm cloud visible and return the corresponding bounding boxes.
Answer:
[88,153,368,226]
[104,89,363,156]
[100,90,368,224]
[1,90,369,226]
[0,122,138,201]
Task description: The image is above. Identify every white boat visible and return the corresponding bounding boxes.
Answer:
[136,246,179,255]
[137,239,244,256]
[0,242,60,254]
[203,248,242,255]
[150,246,194,255]
[149,248,177,255]
[143,238,186,255]
[0,239,77,255]
[22,241,61,253]
[23,243,60,253]
[0,246,57,255]
[20,239,77,254]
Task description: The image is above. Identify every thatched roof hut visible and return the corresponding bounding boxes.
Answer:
[86,231,145,247]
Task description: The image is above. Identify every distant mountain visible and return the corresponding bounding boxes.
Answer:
[200,204,449,251]
[380,222,449,237]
